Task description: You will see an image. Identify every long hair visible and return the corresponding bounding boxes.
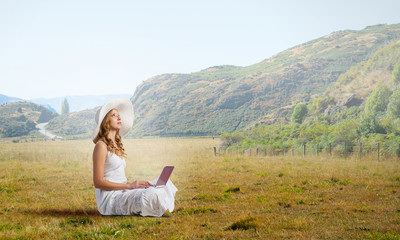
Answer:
[95,109,126,158]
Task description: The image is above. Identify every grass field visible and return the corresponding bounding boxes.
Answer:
[0,138,399,239]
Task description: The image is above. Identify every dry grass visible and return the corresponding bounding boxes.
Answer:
[0,138,400,239]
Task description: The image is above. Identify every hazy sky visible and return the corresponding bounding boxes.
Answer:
[1,0,400,99]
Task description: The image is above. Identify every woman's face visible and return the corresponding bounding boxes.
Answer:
[108,109,122,131]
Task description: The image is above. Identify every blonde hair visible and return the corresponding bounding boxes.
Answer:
[96,109,126,158]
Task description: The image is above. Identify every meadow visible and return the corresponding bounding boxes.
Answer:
[0,138,399,239]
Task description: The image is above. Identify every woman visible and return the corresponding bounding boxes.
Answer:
[92,98,177,216]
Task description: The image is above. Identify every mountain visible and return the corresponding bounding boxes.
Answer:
[0,101,58,137]
[30,94,131,114]
[130,24,400,136]
[8,24,399,139]
[0,94,22,105]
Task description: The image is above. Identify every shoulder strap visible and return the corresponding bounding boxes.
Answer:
[96,140,107,147]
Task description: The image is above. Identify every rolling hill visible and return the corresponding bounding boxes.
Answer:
[129,24,400,136]
[0,101,58,137]
[45,108,97,140]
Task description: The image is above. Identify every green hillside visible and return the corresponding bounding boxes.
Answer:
[130,24,400,136]
[222,39,400,155]
[0,102,58,137]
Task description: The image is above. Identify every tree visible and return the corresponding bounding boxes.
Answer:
[61,98,69,115]
[332,119,359,144]
[291,103,308,124]
[387,88,400,117]
[357,115,386,137]
[392,61,400,86]
[364,84,392,116]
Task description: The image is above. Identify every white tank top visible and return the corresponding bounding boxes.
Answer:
[95,150,128,212]
[102,151,127,184]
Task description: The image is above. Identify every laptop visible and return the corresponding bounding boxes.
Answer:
[150,166,174,188]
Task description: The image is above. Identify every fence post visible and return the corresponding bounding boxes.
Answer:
[344,142,347,159]
[316,144,319,156]
[398,144,400,160]
[213,147,217,157]
[303,144,306,157]
[256,148,259,156]
[329,143,332,156]
[377,143,380,161]
[359,142,362,160]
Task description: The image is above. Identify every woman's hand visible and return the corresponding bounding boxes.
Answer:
[127,180,153,189]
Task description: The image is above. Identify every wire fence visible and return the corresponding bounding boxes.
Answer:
[216,142,400,161]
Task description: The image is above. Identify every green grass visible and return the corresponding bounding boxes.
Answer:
[0,138,400,239]
[176,207,218,216]
[225,216,258,231]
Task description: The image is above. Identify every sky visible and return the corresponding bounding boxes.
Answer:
[1,0,400,100]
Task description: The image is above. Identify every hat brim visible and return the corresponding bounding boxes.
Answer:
[92,98,134,143]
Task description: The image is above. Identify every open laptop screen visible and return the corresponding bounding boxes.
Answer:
[155,166,174,186]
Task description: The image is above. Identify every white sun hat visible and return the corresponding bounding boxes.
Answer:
[92,98,134,143]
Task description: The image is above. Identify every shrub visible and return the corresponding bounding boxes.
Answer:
[219,132,244,151]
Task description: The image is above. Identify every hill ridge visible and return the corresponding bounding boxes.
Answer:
[130,23,400,136]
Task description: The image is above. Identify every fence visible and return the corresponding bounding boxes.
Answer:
[216,142,400,160]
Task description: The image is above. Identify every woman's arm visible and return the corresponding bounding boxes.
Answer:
[93,142,152,190]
